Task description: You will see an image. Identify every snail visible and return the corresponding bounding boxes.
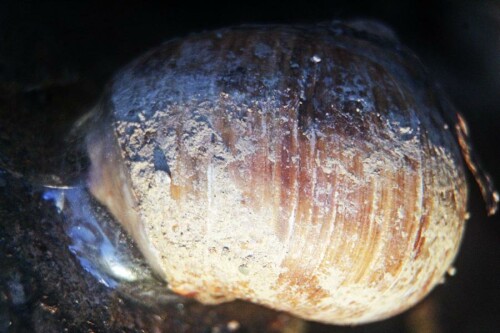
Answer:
[82,21,498,325]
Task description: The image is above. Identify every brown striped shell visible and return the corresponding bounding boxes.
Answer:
[85,23,470,324]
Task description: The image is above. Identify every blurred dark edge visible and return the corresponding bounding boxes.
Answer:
[0,0,499,332]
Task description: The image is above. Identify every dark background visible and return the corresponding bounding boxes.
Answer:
[0,0,499,332]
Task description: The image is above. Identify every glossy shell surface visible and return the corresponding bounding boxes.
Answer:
[86,24,467,324]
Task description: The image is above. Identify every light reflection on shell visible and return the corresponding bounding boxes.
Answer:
[86,23,469,324]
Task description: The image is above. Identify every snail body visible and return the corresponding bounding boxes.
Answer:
[86,23,468,324]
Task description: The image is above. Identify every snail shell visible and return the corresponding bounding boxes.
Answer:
[86,23,469,324]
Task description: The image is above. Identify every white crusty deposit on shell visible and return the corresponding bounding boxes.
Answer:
[86,23,468,324]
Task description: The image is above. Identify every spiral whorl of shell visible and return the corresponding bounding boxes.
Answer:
[86,24,467,324]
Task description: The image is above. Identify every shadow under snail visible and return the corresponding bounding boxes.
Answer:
[80,21,498,325]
